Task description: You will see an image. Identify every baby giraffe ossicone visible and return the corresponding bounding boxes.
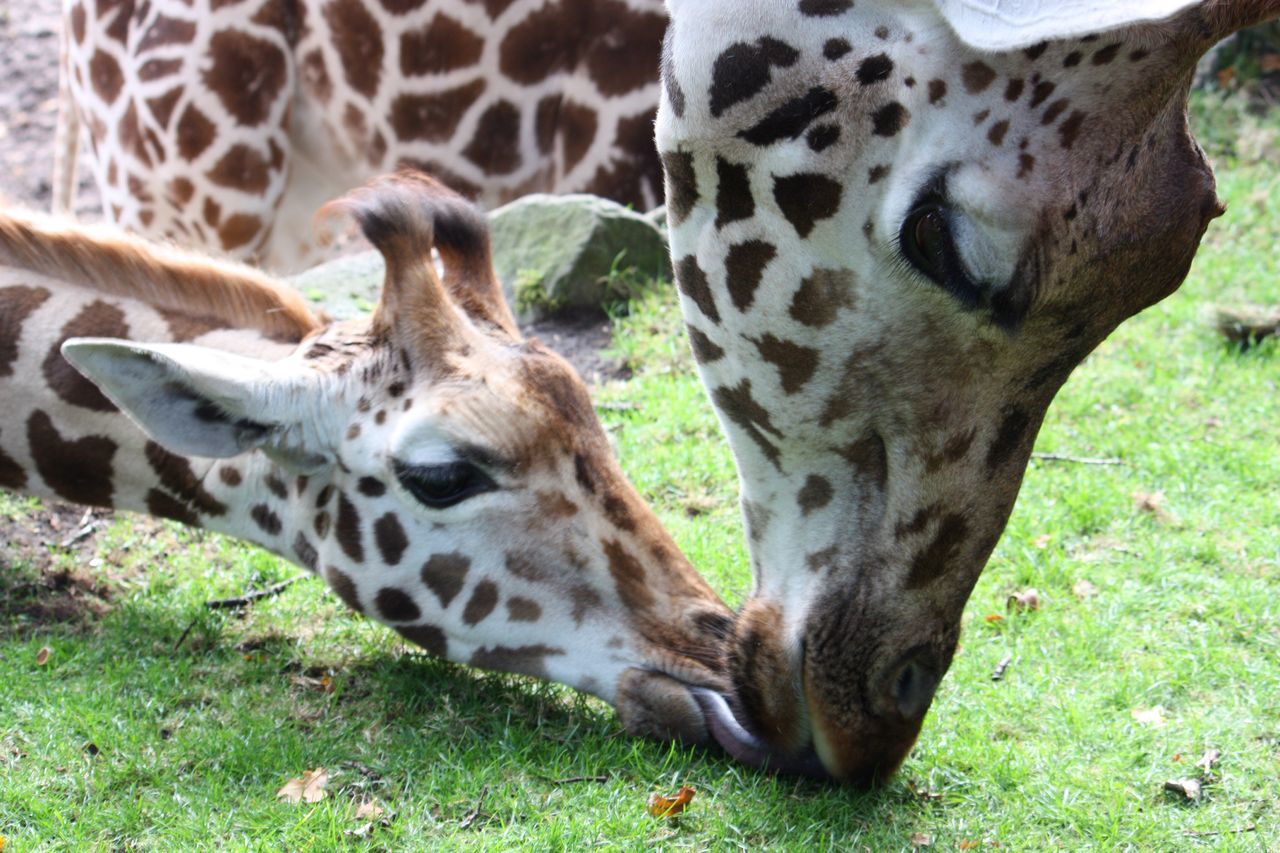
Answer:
[0,173,734,746]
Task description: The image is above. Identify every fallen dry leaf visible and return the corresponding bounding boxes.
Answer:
[290,674,334,693]
[1164,778,1202,802]
[1132,706,1167,728]
[277,768,328,803]
[1007,589,1040,612]
[1132,490,1170,522]
[1033,534,1052,549]
[1263,53,1280,72]
[991,654,1014,682]
[35,647,50,666]
[1195,749,1221,774]
[909,832,933,848]
[1071,579,1099,600]
[355,800,385,820]
[0,833,6,851]
[646,785,695,818]
[984,613,1005,624]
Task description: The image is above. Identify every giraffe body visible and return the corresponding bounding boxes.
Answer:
[657,0,1279,782]
[0,174,735,745]
[61,0,668,270]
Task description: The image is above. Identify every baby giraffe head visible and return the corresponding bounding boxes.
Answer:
[60,172,734,744]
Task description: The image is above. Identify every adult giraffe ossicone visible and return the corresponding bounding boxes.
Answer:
[0,173,734,746]
[658,0,1279,783]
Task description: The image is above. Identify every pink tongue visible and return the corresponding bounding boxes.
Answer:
[691,689,832,781]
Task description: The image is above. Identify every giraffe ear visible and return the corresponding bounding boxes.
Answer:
[60,338,331,473]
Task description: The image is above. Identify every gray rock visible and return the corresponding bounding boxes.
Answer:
[286,250,385,321]
[489,194,672,322]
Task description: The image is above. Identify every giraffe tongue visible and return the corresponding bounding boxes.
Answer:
[691,689,831,781]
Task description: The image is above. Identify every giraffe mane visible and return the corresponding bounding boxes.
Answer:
[0,207,324,343]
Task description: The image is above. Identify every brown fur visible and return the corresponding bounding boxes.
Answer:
[0,208,322,343]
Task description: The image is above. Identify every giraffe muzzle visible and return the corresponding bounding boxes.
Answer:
[690,688,832,781]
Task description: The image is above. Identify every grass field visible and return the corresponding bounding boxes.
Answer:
[2,93,1278,850]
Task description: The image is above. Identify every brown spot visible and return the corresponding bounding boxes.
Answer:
[1024,42,1049,60]
[293,533,318,572]
[712,380,781,468]
[1059,111,1087,149]
[324,0,384,98]
[798,475,833,515]
[506,597,542,622]
[375,587,421,622]
[753,334,819,394]
[206,145,272,193]
[687,327,724,363]
[167,177,195,205]
[138,15,196,51]
[0,286,51,377]
[389,81,486,142]
[604,539,655,611]
[147,489,201,526]
[218,214,263,252]
[146,441,228,516]
[498,2,575,84]
[926,429,976,472]
[895,504,939,540]
[0,433,26,490]
[799,0,852,15]
[326,565,364,613]
[1017,153,1036,178]
[927,79,947,104]
[1004,78,1025,101]
[806,545,839,572]
[584,3,666,97]
[961,61,996,93]
[420,552,470,608]
[264,473,288,499]
[1092,43,1121,65]
[773,173,842,238]
[1062,51,1082,68]
[905,512,969,588]
[868,164,890,183]
[463,580,498,625]
[662,150,698,225]
[1029,80,1055,108]
[558,100,598,174]
[988,120,1009,146]
[725,240,777,312]
[470,644,564,679]
[251,504,282,536]
[358,476,386,497]
[314,511,331,539]
[374,512,408,565]
[715,156,755,229]
[219,466,243,487]
[839,432,888,491]
[603,492,636,532]
[871,102,909,137]
[790,267,855,328]
[570,584,602,624]
[400,14,484,75]
[176,105,216,161]
[203,29,288,127]
[505,552,549,584]
[316,484,334,507]
[986,407,1032,471]
[675,255,719,323]
[27,410,117,506]
[89,50,123,103]
[44,300,128,412]
[1041,98,1070,126]
[394,623,447,656]
[335,492,363,561]
[537,490,578,519]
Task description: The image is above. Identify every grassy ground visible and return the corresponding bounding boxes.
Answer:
[3,94,1278,850]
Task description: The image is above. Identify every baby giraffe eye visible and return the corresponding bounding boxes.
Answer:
[900,204,952,284]
[394,460,496,509]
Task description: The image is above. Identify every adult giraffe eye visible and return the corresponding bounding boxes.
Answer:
[394,461,495,509]
[900,204,952,284]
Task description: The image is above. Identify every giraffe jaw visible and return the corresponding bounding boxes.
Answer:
[691,689,832,781]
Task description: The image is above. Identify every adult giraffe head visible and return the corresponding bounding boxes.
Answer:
[658,0,1278,783]
[2,173,733,744]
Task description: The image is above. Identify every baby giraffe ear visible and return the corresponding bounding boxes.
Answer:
[60,338,331,473]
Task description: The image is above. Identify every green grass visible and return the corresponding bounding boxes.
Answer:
[3,94,1279,849]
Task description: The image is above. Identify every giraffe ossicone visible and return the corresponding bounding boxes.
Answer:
[0,172,739,749]
[659,0,1277,783]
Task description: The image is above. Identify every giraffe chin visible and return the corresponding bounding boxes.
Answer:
[690,689,832,782]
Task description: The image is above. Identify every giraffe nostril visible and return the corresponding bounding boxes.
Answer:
[887,654,941,720]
